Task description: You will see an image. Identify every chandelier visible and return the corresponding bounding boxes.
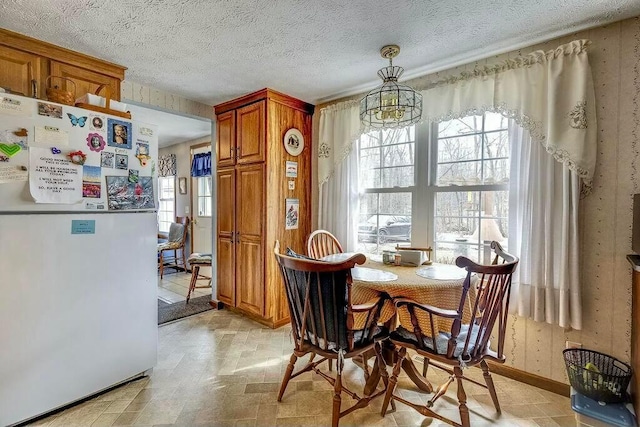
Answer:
[360,45,423,128]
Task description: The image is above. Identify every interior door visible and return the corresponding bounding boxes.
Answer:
[191,146,212,279]
[235,163,264,315]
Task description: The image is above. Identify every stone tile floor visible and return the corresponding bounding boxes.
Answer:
[28,309,574,426]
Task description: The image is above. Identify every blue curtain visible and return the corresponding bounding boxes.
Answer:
[191,152,211,177]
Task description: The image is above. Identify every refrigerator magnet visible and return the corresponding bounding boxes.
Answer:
[135,142,150,167]
[67,150,87,165]
[0,128,28,150]
[107,119,132,150]
[0,143,21,157]
[101,152,115,168]
[86,133,106,153]
[115,154,128,170]
[128,169,139,183]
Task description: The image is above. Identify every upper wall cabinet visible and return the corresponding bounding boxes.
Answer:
[0,29,126,101]
[0,45,43,98]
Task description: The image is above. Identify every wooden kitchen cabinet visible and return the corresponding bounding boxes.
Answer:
[216,110,236,167]
[0,29,125,101]
[50,61,121,101]
[214,89,314,327]
[0,44,43,97]
[217,168,236,306]
[236,101,265,164]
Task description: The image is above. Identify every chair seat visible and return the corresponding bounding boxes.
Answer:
[390,324,485,358]
[188,253,212,265]
[158,241,182,251]
[305,325,388,354]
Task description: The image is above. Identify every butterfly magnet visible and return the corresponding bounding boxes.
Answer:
[67,113,88,127]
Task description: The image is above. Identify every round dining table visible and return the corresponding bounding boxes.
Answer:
[321,252,475,394]
[322,253,473,333]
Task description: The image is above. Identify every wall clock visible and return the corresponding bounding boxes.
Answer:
[284,128,304,156]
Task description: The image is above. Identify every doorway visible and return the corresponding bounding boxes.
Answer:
[127,103,212,305]
[190,143,213,282]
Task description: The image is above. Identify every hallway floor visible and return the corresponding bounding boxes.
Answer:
[158,270,211,304]
[29,309,574,427]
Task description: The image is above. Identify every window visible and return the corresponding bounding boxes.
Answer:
[197,176,212,217]
[357,112,510,263]
[358,127,415,254]
[158,176,175,233]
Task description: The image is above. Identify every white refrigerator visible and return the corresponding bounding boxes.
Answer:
[0,94,158,426]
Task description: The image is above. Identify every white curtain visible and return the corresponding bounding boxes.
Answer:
[318,101,361,250]
[317,39,596,327]
[508,123,582,329]
[419,39,597,194]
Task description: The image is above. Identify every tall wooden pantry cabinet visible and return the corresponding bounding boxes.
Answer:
[214,89,314,328]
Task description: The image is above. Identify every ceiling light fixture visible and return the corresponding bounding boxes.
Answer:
[360,45,423,128]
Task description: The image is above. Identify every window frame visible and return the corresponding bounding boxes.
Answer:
[358,128,416,253]
[357,113,510,261]
[158,175,176,233]
[196,176,213,218]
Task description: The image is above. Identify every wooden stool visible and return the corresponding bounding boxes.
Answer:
[186,253,212,304]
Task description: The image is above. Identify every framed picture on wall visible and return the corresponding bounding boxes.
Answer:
[178,177,187,194]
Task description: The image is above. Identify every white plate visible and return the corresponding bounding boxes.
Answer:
[415,264,467,281]
[352,267,397,282]
[284,128,304,156]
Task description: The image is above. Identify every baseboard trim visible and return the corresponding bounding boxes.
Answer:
[486,361,570,397]
[209,299,223,309]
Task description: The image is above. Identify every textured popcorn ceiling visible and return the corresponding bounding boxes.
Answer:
[1,0,639,105]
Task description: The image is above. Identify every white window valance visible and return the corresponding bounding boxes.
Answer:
[318,39,597,195]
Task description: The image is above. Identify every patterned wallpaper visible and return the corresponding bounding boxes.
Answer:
[314,16,640,384]
[120,80,212,119]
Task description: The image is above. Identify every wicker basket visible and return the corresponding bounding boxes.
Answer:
[563,348,632,403]
[46,76,76,106]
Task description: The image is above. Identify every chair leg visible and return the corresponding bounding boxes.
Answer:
[454,366,470,427]
[182,248,188,274]
[362,353,370,381]
[381,346,405,417]
[278,354,297,402]
[328,359,333,371]
[332,359,343,427]
[186,265,199,304]
[159,251,164,279]
[422,357,429,377]
[481,359,501,413]
[373,342,395,411]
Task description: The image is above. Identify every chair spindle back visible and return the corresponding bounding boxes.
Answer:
[307,230,344,260]
[274,244,371,353]
[401,242,518,362]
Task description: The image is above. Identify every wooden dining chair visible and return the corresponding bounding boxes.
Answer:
[307,229,344,259]
[274,241,390,427]
[380,241,519,427]
[158,217,189,279]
